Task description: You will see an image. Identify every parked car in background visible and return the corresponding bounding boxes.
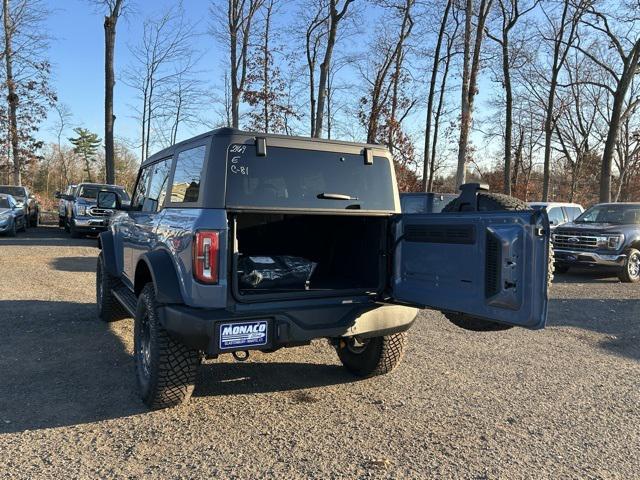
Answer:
[0,185,40,227]
[0,194,27,236]
[400,192,458,213]
[552,202,640,282]
[96,128,551,410]
[55,184,76,227]
[61,183,130,238]
[529,202,584,229]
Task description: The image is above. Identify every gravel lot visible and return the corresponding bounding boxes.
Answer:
[0,225,639,479]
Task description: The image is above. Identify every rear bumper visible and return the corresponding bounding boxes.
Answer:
[554,248,626,267]
[157,302,418,355]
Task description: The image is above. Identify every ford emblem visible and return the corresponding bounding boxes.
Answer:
[568,237,580,243]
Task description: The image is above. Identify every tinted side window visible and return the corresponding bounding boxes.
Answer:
[171,145,206,203]
[547,207,566,225]
[131,167,153,211]
[143,158,172,213]
[401,196,426,213]
[564,206,582,221]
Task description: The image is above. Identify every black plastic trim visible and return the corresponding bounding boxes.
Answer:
[139,250,185,304]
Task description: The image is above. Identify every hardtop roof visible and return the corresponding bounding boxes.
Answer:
[143,127,390,167]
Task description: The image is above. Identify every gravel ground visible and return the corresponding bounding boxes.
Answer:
[0,226,639,479]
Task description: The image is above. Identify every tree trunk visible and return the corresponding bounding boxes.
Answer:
[3,0,21,186]
[541,0,576,201]
[314,17,338,138]
[422,0,451,191]
[501,31,513,195]
[103,0,122,185]
[229,0,240,128]
[456,0,491,189]
[599,43,640,202]
[428,36,454,192]
[456,0,473,189]
[314,0,352,138]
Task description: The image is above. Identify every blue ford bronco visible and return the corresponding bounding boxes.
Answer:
[96,128,552,409]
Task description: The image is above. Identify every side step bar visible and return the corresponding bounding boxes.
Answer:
[112,283,138,317]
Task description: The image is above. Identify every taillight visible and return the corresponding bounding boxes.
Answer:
[193,231,219,284]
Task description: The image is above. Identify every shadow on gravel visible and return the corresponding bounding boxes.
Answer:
[552,267,621,284]
[195,361,353,398]
[0,225,97,247]
[0,300,144,434]
[548,298,640,361]
[49,256,97,273]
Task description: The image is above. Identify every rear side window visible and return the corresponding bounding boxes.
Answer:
[171,145,206,203]
[401,196,426,213]
[131,168,153,211]
[547,207,566,225]
[225,145,396,211]
[143,158,172,212]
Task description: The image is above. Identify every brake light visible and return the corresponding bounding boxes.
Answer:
[193,231,219,284]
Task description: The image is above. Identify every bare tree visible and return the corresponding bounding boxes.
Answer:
[576,4,640,202]
[455,0,494,188]
[302,0,329,136]
[538,0,583,200]
[92,0,125,185]
[50,103,73,188]
[486,0,538,195]
[422,0,452,191]
[125,4,197,160]
[211,0,265,129]
[243,0,299,133]
[313,0,354,138]
[2,0,19,184]
[422,0,461,192]
[1,0,55,186]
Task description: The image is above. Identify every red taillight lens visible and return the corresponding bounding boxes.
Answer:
[193,231,219,284]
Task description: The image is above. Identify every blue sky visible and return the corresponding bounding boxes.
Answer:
[43,0,223,145]
[40,0,501,170]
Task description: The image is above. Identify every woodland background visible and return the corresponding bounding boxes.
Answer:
[0,0,639,211]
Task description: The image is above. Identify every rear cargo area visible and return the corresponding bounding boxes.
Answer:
[231,213,388,298]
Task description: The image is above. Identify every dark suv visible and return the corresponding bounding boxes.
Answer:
[552,202,640,282]
[96,128,551,409]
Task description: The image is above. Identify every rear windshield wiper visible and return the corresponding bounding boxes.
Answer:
[317,192,359,201]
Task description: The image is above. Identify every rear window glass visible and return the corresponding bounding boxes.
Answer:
[225,145,395,211]
[171,145,206,203]
[78,185,130,201]
[401,195,427,213]
[0,186,25,197]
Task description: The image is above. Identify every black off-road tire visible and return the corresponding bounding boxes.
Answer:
[618,248,640,283]
[135,284,202,409]
[442,191,554,332]
[96,253,128,322]
[19,216,27,232]
[554,263,570,274]
[442,191,529,213]
[336,333,407,378]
